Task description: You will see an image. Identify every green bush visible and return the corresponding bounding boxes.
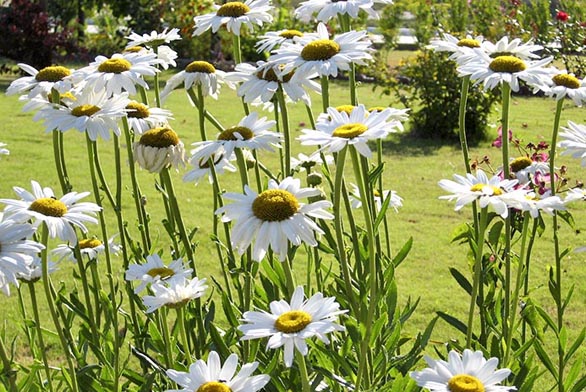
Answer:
[373,49,499,143]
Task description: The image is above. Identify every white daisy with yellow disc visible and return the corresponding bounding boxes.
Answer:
[193,0,273,36]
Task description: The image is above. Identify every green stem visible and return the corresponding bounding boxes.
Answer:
[72,247,99,340]
[549,99,565,392]
[50,89,71,194]
[235,149,250,190]
[158,309,173,368]
[466,207,488,347]
[305,104,317,130]
[154,72,162,108]
[276,86,292,176]
[186,88,224,132]
[282,257,296,295]
[320,76,330,113]
[296,351,311,392]
[0,335,17,392]
[28,283,54,392]
[39,224,79,392]
[175,306,192,364]
[196,85,207,141]
[458,76,472,173]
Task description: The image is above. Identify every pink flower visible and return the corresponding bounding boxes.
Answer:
[492,126,513,148]
[556,10,569,22]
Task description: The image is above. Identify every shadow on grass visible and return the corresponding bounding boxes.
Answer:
[381,132,465,156]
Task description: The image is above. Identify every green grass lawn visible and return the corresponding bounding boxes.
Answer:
[1,69,585,388]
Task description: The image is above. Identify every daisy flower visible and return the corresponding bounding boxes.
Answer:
[125,100,173,134]
[410,349,516,392]
[193,0,273,36]
[142,276,207,313]
[189,112,280,164]
[256,29,306,53]
[458,51,552,92]
[508,156,549,185]
[294,0,392,23]
[438,169,527,218]
[0,143,8,157]
[349,183,403,212]
[541,70,586,106]
[225,61,320,105]
[298,104,404,158]
[564,187,586,204]
[1,181,101,244]
[73,52,161,97]
[161,60,228,101]
[165,351,270,392]
[0,220,44,295]
[6,63,73,99]
[34,88,129,141]
[51,235,122,263]
[17,256,56,284]
[269,23,373,78]
[125,254,193,294]
[290,152,334,172]
[429,33,485,64]
[481,36,543,61]
[239,286,346,367]
[133,126,186,173]
[125,28,182,49]
[558,121,586,166]
[507,193,565,218]
[216,177,333,261]
[183,152,237,185]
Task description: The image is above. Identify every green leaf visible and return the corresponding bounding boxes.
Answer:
[534,340,558,380]
[436,311,467,336]
[449,267,472,295]
[565,328,586,363]
[392,237,412,268]
[570,374,586,392]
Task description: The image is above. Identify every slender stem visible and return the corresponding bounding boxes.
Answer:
[186,88,224,132]
[50,89,71,194]
[175,306,192,364]
[39,224,79,392]
[154,72,162,108]
[458,76,472,173]
[549,99,565,392]
[349,63,358,106]
[282,257,296,295]
[28,283,54,392]
[73,247,99,340]
[320,76,330,113]
[466,207,488,347]
[305,104,317,130]
[296,351,311,392]
[276,86,292,176]
[235,149,250,190]
[521,218,539,361]
[0,335,18,392]
[196,85,207,141]
[158,310,173,368]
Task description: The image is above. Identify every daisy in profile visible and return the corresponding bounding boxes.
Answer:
[125,254,192,294]
[410,349,516,392]
[125,28,182,49]
[239,286,346,367]
[142,276,207,313]
[481,36,543,61]
[349,183,403,212]
[0,220,44,295]
[438,169,527,218]
[508,192,565,219]
[34,88,129,141]
[0,143,8,157]
[564,187,586,204]
[508,156,549,185]
[294,0,392,23]
[541,70,586,106]
[189,112,280,164]
[298,104,405,158]
[165,351,270,392]
[161,60,228,101]
[193,0,273,36]
[125,100,173,134]
[458,51,552,92]
[6,63,73,99]
[225,61,320,105]
[17,256,57,284]
[290,152,334,172]
[183,152,237,185]
[216,177,333,261]
[429,33,484,64]
[52,235,122,263]
[256,28,306,53]
[270,23,373,78]
[1,181,100,244]
[558,121,586,166]
[133,126,186,173]
[72,52,161,97]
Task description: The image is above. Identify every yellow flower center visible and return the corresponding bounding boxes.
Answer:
[510,156,532,172]
[552,73,581,89]
[332,123,368,139]
[79,238,102,249]
[71,104,101,117]
[98,58,132,74]
[368,106,387,112]
[457,38,481,48]
[126,101,151,119]
[489,56,527,73]
[29,197,67,217]
[470,183,503,195]
[279,29,303,39]
[185,61,216,74]
[252,189,300,222]
[447,374,485,392]
[35,66,71,82]
[216,2,250,17]
[146,267,175,279]
[124,46,144,53]
[139,127,180,148]
[197,381,232,392]
[301,39,341,61]
[336,105,355,115]
[256,67,294,83]
[218,126,254,141]
[275,310,312,333]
